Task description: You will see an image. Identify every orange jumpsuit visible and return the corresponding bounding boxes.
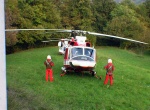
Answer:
[104,63,115,85]
[44,60,54,82]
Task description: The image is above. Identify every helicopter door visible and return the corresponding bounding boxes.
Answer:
[64,48,69,66]
[64,48,68,60]
[58,41,62,47]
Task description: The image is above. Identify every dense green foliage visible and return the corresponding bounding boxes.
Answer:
[5,0,150,53]
[7,46,150,109]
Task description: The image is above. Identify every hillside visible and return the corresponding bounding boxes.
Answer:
[115,0,146,4]
[6,46,150,110]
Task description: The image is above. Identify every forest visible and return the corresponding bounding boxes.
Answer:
[5,0,150,54]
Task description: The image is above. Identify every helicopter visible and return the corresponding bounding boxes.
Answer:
[42,29,148,77]
[57,31,96,77]
[39,29,148,77]
[5,29,148,78]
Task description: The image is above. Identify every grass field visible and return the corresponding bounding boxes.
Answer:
[6,46,150,110]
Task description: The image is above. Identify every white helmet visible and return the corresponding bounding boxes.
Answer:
[108,59,112,63]
[47,55,51,59]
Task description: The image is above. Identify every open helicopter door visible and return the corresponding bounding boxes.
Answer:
[61,47,70,73]
[58,40,69,54]
[63,47,74,69]
[58,41,64,54]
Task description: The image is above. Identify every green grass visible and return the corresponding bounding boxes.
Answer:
[6,46,150,110]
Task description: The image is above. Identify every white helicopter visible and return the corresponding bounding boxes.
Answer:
[5,29,148,78]
[51,29,148,77]
[60,39,97,77]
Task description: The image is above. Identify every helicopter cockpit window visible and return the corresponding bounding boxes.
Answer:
[71,48,83,57]
[84,48,94,58]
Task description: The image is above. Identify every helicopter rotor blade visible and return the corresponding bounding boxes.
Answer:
[49,39,60,41]
[44,30,72,34]
[5,29,71,32]
[41,39,60,42]
[41,41,50,43]
[54,29,71,32]
[42,38,70,42]
[88,32,148,45]
[5,28,148,44]
[5,28,78,34]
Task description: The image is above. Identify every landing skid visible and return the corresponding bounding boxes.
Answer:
[60,67,101,79]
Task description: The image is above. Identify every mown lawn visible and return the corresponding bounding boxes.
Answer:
[6,46,150,110]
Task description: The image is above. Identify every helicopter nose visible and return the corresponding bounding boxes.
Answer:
[70,61,96,67]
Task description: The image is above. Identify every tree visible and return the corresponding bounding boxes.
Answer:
[16,0,62,48]
[53,0,72,29]
[91,0,116,32]
[143,0,150,18]
[105,4,147,48]
[64,0,93,30]
[5,0,21,47]
[56,0,96,44]
[5,0,149,52]
[5,8,18,47]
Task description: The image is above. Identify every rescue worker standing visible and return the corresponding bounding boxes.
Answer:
[44,55,54,82]
[104,59,115,86]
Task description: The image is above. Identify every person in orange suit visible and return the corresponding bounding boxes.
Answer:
[44,55,54,82]
[104,59,115,86]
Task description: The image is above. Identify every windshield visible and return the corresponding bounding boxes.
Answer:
[84,48,94,58]
[71,47,83,57]
[71,47,95,60]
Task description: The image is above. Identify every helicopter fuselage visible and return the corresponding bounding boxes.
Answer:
[62,46,96,74]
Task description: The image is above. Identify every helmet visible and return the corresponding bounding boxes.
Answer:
[108,59,112,63]
[47,55,51,59]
